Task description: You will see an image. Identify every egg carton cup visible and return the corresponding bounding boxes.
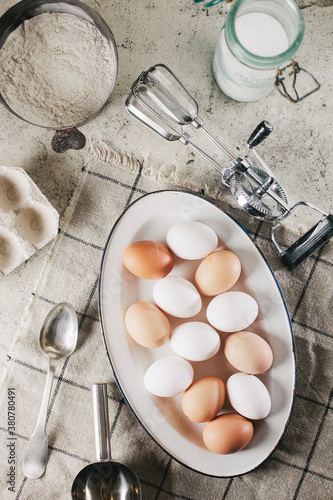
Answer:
[0,165,59,277]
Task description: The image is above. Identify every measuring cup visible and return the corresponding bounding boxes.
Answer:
[71,384,142,500]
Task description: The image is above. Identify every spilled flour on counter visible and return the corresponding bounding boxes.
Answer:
[0,13,117,127]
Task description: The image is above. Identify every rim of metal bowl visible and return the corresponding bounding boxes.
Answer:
[0,0,118,130]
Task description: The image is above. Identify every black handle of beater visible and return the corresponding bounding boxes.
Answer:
[282,214,333,269]
[247,121,273,148]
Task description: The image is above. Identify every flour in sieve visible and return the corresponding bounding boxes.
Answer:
[0,13,117,128]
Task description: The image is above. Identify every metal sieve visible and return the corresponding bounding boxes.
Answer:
[0,0,118,153]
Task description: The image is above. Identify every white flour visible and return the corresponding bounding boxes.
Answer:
[0,13,117,128]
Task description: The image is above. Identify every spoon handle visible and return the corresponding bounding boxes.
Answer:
[92,383,112,461]
[23,359,57,479]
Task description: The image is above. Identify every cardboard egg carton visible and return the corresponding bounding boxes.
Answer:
[0,165,59,277]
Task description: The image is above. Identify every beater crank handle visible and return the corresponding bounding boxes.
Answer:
[271,214,333,270]
[247,121,273,149]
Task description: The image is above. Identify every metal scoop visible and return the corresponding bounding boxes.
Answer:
[126,63,333,269]
[71,383,142,500]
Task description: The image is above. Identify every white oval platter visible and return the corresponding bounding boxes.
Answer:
[99,190,296,477]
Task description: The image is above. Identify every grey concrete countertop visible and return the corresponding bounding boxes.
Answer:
[0,0,332,400]
[0,1,332,498]
[0,1,331,334]
[1,0,332,369]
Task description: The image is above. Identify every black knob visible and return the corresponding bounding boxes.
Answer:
[247,121,273,149]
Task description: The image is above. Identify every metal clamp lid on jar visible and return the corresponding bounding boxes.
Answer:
[0,0,118,153]
[125,63,333,270]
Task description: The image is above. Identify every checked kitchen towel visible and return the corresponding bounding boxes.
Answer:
[0,147,332,500]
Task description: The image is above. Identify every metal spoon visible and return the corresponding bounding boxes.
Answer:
[23,302,78,479]
[71,383,142,500]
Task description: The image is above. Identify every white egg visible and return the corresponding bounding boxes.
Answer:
[206,291,258,332]
[170,321,221,361]
[144,355,194,397]
[226,373,271,420]
[166,221,218,260]
[153,276,202,318]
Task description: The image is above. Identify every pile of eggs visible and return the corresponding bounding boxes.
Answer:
[0,166,59,277]
[123,221,273,455]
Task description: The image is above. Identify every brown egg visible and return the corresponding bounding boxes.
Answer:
[182,376,225,423]
[125,302,171,348]
[195,250,241,296]
[123,240,174,279]
[203,413,254,454]
[224,331,273,374]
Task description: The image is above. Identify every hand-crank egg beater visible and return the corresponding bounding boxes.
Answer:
[125,64,333,270]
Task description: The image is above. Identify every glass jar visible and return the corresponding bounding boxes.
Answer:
[212,0,304,102]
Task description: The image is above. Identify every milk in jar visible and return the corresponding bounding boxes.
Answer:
[213,0,304,102]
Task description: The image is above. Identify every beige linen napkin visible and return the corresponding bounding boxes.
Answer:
[0,146,332,500]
